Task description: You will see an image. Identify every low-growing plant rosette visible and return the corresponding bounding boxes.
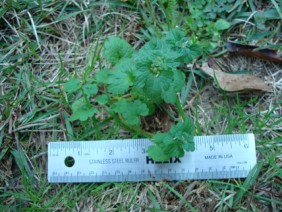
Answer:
[64,28,201,161]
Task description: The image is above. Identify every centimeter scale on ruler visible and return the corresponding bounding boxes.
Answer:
[48,134,257,183]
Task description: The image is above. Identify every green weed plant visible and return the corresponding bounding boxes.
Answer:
[64,28,201,161]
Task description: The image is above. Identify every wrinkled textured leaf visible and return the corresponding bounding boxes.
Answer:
[135,39,184,104]
[103,37,134,65]
[182,135,195,152]
[166,143,185,158]
[170,118,194,135]
[161,86,178,104]
[189,0,238,20]
[95,69,110,84]
[149,119,195,161]
[147,145,169,161]
[107,59,135,95]
[165,28,187,45]
[165,28,202,63]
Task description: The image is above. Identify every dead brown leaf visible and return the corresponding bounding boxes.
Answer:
[201,58,273,92]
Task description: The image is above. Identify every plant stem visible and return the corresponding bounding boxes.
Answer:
[92,117,101,140]
[176,96,186,121]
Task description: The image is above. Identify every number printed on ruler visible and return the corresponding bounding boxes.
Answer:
[48,134,257,183]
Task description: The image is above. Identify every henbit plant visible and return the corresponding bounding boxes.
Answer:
[64,28,202,161]
[139,0,233,55]
[186,0,281,51]
[188,0,244,21]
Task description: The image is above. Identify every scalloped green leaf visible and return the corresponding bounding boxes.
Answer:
[148,119,195,161]
[96,94,110,105]
[111,100,149,126]
[95,69,110,84]
[64,78,81,94]
[147,145,169,161]
[103,37,134,65]
[70,98,97,121]
[82,83,98,97]
[107,59,135,95]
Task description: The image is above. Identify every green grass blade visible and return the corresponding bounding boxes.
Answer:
[147,188,161,210]
[27,11,41,49]
[0,147,8,161]
[234,162,263,204]
[11,146,34,181]
[162,182,196,212]
[270,0,282,19]
[62,110,74,140]
[181,73,193,106]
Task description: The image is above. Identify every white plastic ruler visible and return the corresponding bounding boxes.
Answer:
[48,134,256,183]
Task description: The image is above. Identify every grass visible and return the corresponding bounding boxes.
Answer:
[1,0,281,211]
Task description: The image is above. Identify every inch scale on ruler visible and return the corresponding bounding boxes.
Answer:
[48,134,257,183]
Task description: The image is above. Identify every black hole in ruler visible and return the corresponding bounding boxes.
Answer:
[64,156,75,168]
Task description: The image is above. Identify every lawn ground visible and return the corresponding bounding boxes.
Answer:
[0,0,281,211]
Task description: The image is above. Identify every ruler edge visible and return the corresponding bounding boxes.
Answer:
[47,133,255,145]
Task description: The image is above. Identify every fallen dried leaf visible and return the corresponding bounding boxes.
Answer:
[201,58,273,92]
[227,42,282,64]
